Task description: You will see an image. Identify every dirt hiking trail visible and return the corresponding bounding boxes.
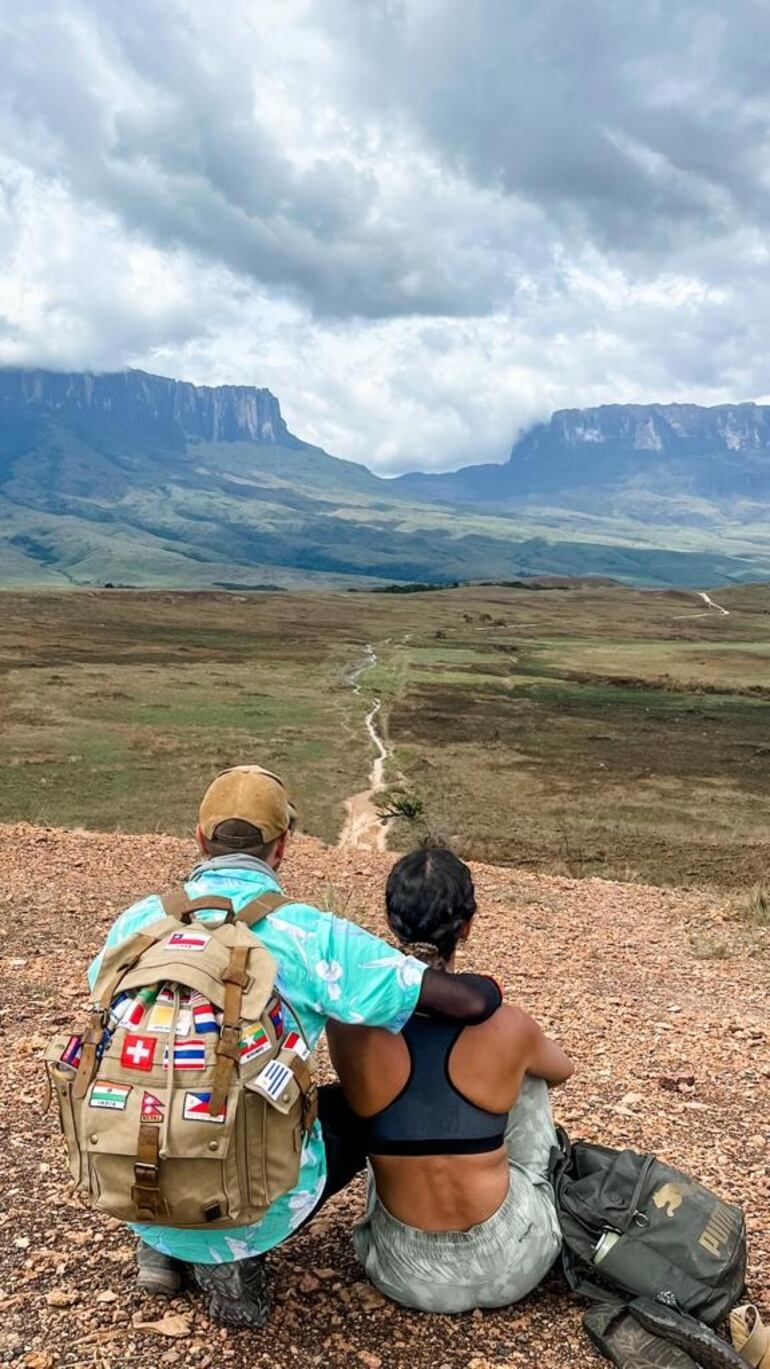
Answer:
[1,823,767,1369]
[338,645,392,852]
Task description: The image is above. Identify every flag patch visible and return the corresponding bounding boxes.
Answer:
[126,985,159,1028]
[163,1040,207,1070]
[282,1031,310,1061]
[238,1023,271,1064]
[90,1082,131,1111]
[192,1000,219,1035]
[182,1090,226,1124]
[268,998,285,1040]
[59,1035,83,1070]
[147,1001,176,1034]
[166,931,210,952]
[253,1059,294,1101]
[141,1090,165,1123]
[120,1034,157,1071]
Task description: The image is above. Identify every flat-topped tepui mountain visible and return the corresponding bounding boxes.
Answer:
[1,370,769,587]
[396,402,770,510]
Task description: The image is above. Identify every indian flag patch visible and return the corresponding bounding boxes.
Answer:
[89,1082,131,1111]
[238,1023,271,1065]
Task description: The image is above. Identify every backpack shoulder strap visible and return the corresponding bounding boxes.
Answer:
[235,892,294,926]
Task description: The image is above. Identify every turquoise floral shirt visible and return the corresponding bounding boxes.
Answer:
[87,855,425,1263]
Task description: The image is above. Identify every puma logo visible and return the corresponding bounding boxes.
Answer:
[652,1182,689,1217]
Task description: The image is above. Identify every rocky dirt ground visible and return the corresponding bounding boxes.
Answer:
[1,822,767,1369]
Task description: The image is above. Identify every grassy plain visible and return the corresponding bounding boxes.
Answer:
[1,581,769,888]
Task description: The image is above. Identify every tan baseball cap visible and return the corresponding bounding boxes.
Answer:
[198,765,296,844]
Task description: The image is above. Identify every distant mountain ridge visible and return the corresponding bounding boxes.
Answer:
[1,370,769,588]
[396,402,770,507]
[0,367,295,448]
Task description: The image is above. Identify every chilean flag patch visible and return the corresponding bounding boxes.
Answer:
[166,930,210,952]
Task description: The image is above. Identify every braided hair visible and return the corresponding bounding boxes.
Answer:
[386,847,477,966]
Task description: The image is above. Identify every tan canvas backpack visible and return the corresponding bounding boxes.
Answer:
[45,889,317,1228]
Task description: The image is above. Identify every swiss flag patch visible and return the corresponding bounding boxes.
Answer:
[120,1034,157,1072]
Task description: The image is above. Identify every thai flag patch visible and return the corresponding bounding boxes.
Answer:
[193,1000,219,1034]
[182,1091,226,1124]
[59,1035,83,1070]
[163,1040,207,1070]
[166,931,210,952]
[121,1034,157,1072]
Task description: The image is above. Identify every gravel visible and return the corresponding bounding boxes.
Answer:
[1,822,767,1369]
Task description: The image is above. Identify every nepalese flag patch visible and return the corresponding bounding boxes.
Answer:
[90,1082,131,1111]
[163,1039,207,1070]
[141,1090,165,1123]
[166,930,210,952]
[182,1091,226,1124]
[120,1034,158,1071]
[59,1035,83,1069]
[268,998,285,1039]
[192,999,219,1034]
[238,1023,271,1064]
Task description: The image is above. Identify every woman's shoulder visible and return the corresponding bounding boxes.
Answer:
[463,1000,541,1047]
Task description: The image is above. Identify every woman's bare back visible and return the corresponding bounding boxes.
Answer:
[328,1003,568,1231]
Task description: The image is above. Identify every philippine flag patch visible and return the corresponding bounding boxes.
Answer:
[121,1034,157,1072]
[182,1090,227,1123]
[166,930,210,952]
[90,1082,131,1111]
[163,1040,207,1070]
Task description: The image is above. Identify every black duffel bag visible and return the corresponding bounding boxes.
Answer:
[550,1127,747,1326]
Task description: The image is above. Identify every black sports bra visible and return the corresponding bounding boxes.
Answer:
[361,1015,507,1157]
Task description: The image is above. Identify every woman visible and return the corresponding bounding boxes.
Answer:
[327,847,573,1314]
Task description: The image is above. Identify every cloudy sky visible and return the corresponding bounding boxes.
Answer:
[2,0,770,473]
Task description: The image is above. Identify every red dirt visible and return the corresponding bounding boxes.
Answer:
[1,822,767,1369]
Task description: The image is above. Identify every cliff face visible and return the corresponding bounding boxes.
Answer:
[396,402,770,508]
[0,368,294,446]
[526,403,770,456]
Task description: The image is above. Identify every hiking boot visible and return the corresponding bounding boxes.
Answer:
[193,1255,271,1329]
[136,1242,185,1296]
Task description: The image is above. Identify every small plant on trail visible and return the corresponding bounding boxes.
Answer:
[375,788,425,825]
[739,883,770,926]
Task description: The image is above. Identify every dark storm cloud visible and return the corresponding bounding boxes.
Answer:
[7,0,770,322]
[328,0,770,259]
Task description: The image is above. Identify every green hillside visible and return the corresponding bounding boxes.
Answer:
[2,369,770,588]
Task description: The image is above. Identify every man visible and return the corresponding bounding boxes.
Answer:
[88,765,502,1328]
